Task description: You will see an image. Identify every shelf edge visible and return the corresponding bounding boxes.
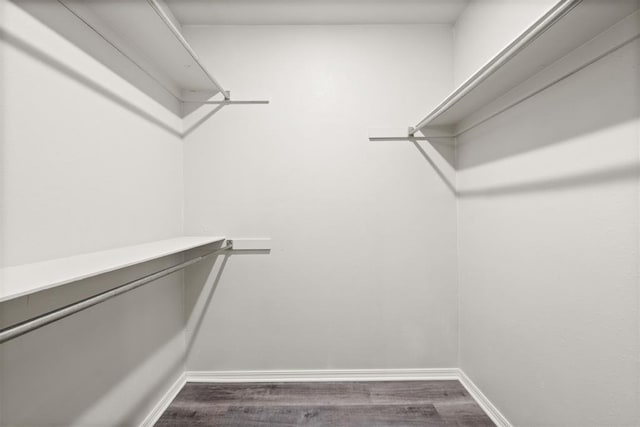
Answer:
[413,0,581,131]
[0,236,225,304]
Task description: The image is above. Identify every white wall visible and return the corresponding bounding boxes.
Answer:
[453,0,557,87]
[456,29,639,427]
[182,24,458,371]
[0,1,185,425]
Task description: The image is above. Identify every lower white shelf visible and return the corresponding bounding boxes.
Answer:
[0,236,225,304]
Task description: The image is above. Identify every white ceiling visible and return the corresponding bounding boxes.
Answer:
[165,0,470,25]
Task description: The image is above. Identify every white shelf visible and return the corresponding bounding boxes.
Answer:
[0,236,225,304]
[414,0,640,135]
[15,0,226,115]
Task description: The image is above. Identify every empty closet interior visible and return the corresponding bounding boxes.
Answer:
[1,0,639,425]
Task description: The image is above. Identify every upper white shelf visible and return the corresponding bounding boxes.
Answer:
[65,0,225,96]
[414,0,640,135]
[15,0,226,115]
[0,236,225,304]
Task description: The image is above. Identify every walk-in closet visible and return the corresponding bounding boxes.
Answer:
[1,0,639,425]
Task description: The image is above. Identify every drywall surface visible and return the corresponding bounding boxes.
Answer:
[182,25,458,371]
[453,0,558,87]
[457,37,640,426]
[0,1,185,425]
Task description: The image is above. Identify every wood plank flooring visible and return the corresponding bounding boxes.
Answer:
[156,380,495,426]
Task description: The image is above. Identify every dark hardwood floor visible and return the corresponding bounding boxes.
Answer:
[156,380,495,426]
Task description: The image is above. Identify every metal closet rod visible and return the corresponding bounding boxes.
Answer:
[0,241,233,345]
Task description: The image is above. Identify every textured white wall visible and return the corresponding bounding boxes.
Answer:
[457,33,640,427]
[453,0,557,87]
[182,25,458,371]
[0,1,185,425]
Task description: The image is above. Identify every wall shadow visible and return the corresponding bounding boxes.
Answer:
[184,254,229,354]
[0,29,182,138]
[0,255,188,426]
[182,104,226,138]
[11,0,186,115]
[411,139,457,195]
[1,28,231,139]
[410,39,639,197]
[455,39,639,170]
[458,161,639,198]
[183,248,271,356]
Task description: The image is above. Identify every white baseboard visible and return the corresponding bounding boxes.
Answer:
[141,368,511,427]
[139,372,187,427]
[185,367,459,383]
[458,370,512,427]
